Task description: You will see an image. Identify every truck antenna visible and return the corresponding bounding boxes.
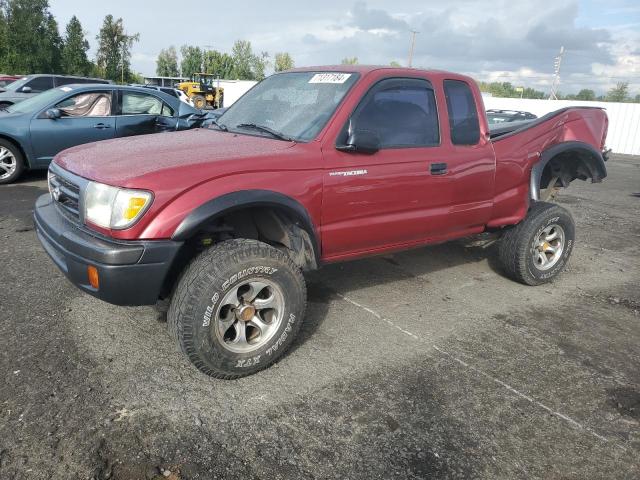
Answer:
[549,46,564,100]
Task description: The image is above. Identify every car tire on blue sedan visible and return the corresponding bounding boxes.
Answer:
[0,139,24,185]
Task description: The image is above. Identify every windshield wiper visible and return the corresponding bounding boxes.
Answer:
[235,123,293,141]
[212,119,228,131]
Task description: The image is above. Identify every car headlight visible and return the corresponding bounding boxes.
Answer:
[84,181,153,229]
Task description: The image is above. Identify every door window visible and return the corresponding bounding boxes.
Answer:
[55,92,112,117]
[25,76,54,93]
[348,78,439,148]
[443,80,480,145]
[122,91,174,116]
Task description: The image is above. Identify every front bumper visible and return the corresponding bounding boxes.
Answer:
[34,194,183,306]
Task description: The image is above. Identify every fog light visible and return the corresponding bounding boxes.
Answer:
[87,265,100,289]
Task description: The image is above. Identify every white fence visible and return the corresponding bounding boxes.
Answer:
[482,95,640,155]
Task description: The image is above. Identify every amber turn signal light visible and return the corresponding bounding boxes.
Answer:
[87,265,100,289]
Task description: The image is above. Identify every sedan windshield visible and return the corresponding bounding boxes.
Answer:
[5,87,71,114]
[218,71,359,142]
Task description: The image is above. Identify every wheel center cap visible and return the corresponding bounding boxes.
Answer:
[237,305,256,322]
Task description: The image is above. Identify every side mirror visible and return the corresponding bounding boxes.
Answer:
[20,86,32,93]
[337,129,380,154]
[45,108,62,119]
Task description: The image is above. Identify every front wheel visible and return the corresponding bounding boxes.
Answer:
[191,95,206,109]
[498,201,575,285]
[168,239,306,379]
[0,139,24,185]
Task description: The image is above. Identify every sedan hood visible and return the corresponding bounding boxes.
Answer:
[54,128,296,189]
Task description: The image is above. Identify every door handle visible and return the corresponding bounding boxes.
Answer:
[93,123,111,129]
[430,162,448,175]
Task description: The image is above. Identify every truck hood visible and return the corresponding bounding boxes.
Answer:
[54,128,297,189]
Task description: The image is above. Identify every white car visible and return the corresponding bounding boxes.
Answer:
[142,85,194,107]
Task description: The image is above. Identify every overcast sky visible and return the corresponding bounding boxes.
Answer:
[48,0,639,95]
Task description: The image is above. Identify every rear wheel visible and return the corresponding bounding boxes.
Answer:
[498,201,575,285]
[191,95,206,109]
[0,139,24,185]
[168,239,306,379]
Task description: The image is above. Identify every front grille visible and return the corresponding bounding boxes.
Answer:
[49,172,81,221]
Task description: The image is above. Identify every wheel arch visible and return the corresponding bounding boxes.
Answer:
[530,141,607,200]
[0,133,30,168]
[171,189,320,269]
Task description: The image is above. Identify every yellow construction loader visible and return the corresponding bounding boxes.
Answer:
[177,73,224,109]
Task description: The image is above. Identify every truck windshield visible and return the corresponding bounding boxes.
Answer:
[218,71,359,142]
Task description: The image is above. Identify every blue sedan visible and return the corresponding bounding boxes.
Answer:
[0,84,208,184]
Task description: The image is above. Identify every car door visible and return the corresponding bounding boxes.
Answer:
[321,77,458,259]
[114,89,178,138]
[29,89,116,165]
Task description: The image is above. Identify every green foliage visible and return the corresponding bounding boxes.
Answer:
[230,40,254,79]
[252,51,269,81]
[389,61,402,67]
[203,50,234,78]
[575,89,596,101]
[606,82,629,103]
[341,57,358,65]
[61,15,92,76]
[95,15,139,83]
[0,0,63,74]
[156,46,179,77]
[274,52,294,72]
[180,45,203,78]
[477,81,545,99]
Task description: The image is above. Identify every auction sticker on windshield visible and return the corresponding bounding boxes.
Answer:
[308,73,352,84]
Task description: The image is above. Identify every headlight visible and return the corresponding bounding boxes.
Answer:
[84,182,153,229]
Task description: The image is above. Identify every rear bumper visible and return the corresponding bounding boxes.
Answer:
[34,194,183,306]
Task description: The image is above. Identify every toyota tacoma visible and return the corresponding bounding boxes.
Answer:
[34,66,608,379]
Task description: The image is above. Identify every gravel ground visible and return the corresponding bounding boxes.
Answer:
[0,154,638,480]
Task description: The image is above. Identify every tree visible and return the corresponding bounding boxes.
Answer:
[606,82,629,103]
[61,15,92,76]
[0,2,7,69]
[575,89,596,101]
[252,51,269,80]
[180,45,203,78]
[156,46,179,77]
[1,0,62,74]
[203,49,234,78]
[635,94,640,103]
[231,40,255,79]
[341,57,358,65]
[389,60,402,67]
[274,52,294,72]
[95,15,139,83]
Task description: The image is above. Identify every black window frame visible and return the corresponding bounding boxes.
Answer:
[443,79,481,146]
[337,76,441,150]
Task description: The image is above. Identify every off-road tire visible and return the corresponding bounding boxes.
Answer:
[0,138,24,185]
[168,239,306,379]
[498,201,575,286]
[192,95,206,109]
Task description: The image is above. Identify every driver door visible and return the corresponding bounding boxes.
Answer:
[29,89,116,166]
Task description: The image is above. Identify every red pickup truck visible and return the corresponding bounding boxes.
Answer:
[35,66,608,379]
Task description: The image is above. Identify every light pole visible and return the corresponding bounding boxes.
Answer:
[408,30,419,67]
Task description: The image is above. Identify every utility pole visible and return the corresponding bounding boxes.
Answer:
[408,30,419,67]
[549,46,564,100]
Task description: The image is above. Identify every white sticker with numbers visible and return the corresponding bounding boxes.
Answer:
[308,73,352,84]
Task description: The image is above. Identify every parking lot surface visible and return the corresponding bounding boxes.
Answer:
[1,154,639,479]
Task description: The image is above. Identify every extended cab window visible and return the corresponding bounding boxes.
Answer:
[348,78,439,148]
[55,91,112,117]
[122,92,173,117]
[444,80,480,145]
[25,76,54,93]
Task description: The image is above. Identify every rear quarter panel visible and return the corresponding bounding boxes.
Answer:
[488,107,607,227]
